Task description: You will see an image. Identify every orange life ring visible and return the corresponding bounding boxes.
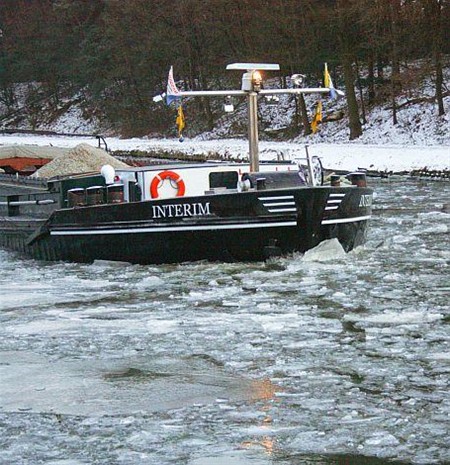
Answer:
[150,170,186,199]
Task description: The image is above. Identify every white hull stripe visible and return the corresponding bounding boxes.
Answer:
[262,201,295,207]
[50,221,298,236]
[260,196,297,214]
[321,215,371,225]
[324,193,345,214]
[259,196,294,201]
[267,208,297,213]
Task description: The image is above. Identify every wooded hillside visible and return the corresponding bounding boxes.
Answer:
[0,0,448,138]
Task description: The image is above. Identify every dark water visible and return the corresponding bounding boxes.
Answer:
[0,179,449,465]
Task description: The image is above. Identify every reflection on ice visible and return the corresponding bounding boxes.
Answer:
[0,352,274,416]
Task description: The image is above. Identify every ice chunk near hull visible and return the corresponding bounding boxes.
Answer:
[302,238,347,263]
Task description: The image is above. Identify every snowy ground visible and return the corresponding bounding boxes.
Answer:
[2,65,449,173]
[0,133,449,173]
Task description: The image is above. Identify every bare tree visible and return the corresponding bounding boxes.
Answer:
[336,0,362,139]
[422,0,446,115]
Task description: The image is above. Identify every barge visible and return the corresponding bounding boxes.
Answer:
[0,63,373,264]
[0,159,372,263]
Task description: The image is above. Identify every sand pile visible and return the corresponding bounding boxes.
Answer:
[33,143,129,178]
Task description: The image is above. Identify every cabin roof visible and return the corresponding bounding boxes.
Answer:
[116,160,294,173]
[116,162,231,172]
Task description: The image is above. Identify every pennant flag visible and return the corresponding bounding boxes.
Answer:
[166,66,181,105]
[324,63,337,100]
[176,104,185,140]
[310,101,323,134]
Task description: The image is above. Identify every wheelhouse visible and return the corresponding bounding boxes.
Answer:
[53,161,301,208]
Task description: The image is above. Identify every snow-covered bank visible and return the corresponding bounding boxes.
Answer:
[0,133,448,173]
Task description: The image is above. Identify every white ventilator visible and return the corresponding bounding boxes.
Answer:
[101,165,116,185]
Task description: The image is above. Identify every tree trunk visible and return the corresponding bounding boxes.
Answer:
[432,0,445,115]
[355,59,367,124]
[297,94,311,136]
[376,58,384,81]
[368,53,375,104]
[435,50,445,116]
[202,96,214,132]
[343,57,362,139]
[337,0,362,140]
[391,79,398,125]
[390,0,400,125]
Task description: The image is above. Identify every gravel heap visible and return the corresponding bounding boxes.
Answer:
[33,143,129,178]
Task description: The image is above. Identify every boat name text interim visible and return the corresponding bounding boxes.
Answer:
[152,202,211,219]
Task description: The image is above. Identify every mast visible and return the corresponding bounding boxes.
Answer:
[247,91,259,171]
[156,63,334,172]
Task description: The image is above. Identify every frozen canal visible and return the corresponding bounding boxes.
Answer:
[0,178,449,465]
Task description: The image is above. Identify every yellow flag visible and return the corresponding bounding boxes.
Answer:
[176,104,185,138]
[311,101,323,134]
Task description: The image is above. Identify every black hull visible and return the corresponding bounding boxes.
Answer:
[0,186,372,264]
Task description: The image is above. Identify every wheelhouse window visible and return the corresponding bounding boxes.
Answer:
[209,171,238,189]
